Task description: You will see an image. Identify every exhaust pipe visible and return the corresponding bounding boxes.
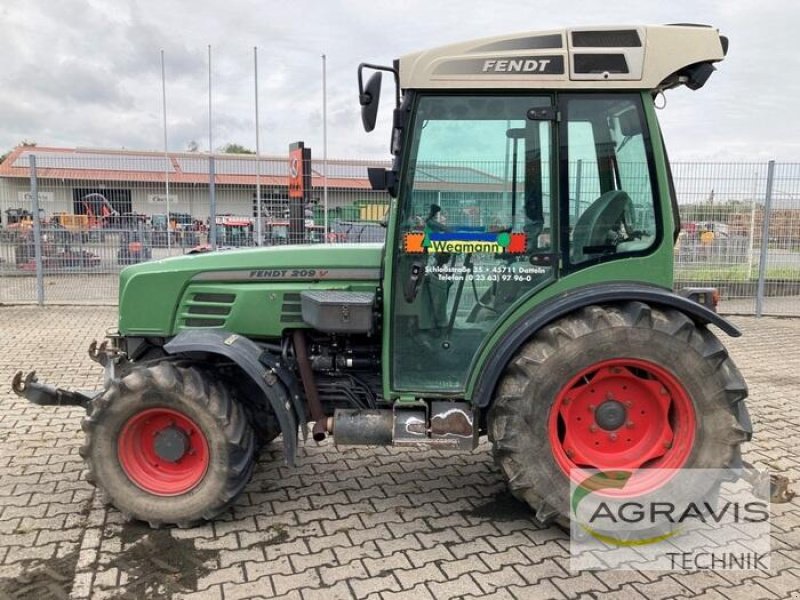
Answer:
[292,330,327,442]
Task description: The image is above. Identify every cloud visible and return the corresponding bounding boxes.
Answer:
[0,0,797,161]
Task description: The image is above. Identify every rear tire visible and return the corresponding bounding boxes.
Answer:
[488,302,750,527]
[80,362,256,527]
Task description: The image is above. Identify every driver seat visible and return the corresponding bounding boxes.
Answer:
[571,190,634,263]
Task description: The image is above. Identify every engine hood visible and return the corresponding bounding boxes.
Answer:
[118,243,384,335]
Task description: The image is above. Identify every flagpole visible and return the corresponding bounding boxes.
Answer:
[208,44,213,155]
[322,53,328,238]
[254,46,262,246]
[161,49,171,251]
[208,44,217,250]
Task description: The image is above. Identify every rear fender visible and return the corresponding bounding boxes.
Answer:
[471,282,742,409]
[163,330,301,465]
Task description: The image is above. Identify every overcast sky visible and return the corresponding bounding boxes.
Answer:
[0,1,796,162]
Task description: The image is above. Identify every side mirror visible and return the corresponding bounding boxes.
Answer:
[367,167,398,197]
[360,72,382,132]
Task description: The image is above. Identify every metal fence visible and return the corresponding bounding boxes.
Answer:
[1,153,799,316]
[0,152,391,305]
[672,161,800,316]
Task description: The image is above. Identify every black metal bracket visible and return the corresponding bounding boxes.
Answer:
[11,371,96,412]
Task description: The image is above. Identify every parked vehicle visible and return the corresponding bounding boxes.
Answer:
[328,220,386,243]
[117,229,153,265]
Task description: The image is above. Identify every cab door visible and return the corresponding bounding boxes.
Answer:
[386,93,557,394]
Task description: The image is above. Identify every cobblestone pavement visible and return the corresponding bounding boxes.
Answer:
[1,306,799,600]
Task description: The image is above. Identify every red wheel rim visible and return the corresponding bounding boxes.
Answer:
[549,358,696,495]
[118,408,209,496]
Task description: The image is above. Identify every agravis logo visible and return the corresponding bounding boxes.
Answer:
[570,468,772,571]
[571,470,681,547]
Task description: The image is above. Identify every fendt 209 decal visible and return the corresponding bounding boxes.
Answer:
[192,267,381,282]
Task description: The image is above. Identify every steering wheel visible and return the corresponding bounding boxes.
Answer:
[571,190,634,263]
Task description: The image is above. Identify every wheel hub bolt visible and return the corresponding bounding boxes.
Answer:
[594,400,628,431]
[153,427,190,463]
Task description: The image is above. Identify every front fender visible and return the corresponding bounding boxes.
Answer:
[471,282,742,409]
[163,330,300,465]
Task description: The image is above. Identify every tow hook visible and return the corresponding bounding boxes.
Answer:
[769,474,796,503]
[88,339,123,385]
[11,371,96,412]
[88,339,122,367]
[740,461,796,504]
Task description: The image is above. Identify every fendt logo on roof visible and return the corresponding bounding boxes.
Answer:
[482,58,552,73]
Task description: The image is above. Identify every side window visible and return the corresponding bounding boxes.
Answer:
[564,95,658,265]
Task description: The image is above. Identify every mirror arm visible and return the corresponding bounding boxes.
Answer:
[358,63,400,108]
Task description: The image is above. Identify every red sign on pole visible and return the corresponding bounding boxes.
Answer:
[288,145,305,199]
[288,142,311,243]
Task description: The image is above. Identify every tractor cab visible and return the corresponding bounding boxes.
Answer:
[359,25,727,394]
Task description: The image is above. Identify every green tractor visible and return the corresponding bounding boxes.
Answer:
[14,25,750,528]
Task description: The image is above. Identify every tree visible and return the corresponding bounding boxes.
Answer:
[186,140,199,152]
[219,143,255,154]
[0,140,36,164]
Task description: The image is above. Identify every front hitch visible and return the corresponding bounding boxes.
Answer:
[740,460,797,504]
[11,371,97,412]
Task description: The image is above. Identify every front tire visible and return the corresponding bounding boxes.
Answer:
[80,362,256,527]
[488,302,750,526]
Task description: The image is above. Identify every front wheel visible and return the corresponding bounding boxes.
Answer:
[81,362,256,527]
[488,302,750,526]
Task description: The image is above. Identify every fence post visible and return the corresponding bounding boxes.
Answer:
[755,160,776,317]
[29,155,45,305]
[209,155,217,250]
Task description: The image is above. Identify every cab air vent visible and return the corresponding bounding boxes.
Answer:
[572,30,641,48]
[574,54,629,74]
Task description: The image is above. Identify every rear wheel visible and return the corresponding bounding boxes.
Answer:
[81,362,256,527]
[488,302,750,526]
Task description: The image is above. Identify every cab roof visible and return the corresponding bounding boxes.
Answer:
[398,24,727,92]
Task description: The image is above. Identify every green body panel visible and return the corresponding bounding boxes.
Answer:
[118,244,383,336]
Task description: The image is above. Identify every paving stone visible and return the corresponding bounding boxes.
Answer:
[473,565,528,593]
[426,573,483,599]
[194,564,245,590]
[271,569,322,597]
[350,572,403,599]
[394,561,448,590]
[223,575,274,600]
[289,548,337,573]
[362,552,413,576]
[319,559,369,586]
[378,582,437,600]
[300,580,353,600]
[440,554,490,579]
